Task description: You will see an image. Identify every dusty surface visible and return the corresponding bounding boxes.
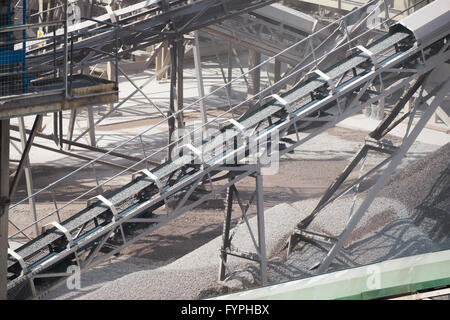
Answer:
[24,123,444,300]
[6,51,448,299]
[200,142,450,299]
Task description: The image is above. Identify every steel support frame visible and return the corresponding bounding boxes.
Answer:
[10,26,449,295]
[167,39,178,160]
[6,1,449,298]
[189,8,207,134]
[30,0,278,69]
[0,120,10,300]
[7,65,446,300]
[202,12,307,65]
[71,65,169,146]
[279,41,450,269]
[12,162,263,299]
[218,165,267,285]
[315,77,450,273]
[8,136,138,172]
[28,46,436,294]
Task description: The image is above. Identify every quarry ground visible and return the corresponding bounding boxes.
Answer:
[6,52,449,299]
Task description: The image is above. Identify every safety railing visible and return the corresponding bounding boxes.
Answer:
[7,0,421,241]
[0,0,119,102]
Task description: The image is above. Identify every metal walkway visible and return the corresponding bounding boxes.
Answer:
[6,0,450,299]
[26,0,280,71]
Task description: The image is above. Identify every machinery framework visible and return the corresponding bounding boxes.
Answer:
[1,0,449,300]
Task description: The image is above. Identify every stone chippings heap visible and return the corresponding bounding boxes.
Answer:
[47,143,449,299]
[266,142,450,285]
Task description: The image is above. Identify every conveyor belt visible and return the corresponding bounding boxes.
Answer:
[7,30,412,275]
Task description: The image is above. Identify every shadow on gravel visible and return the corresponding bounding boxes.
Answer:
[243,217,440,290]
[413,163,450,246]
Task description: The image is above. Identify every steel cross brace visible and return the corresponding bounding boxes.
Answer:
[316,77,450,273]
[218,164,267,285]
[287,75,450,274]
[10,162,257,298]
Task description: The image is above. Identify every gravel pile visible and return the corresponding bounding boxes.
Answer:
[49,203,307,299]
[266,142,450,284]
[48,142,449,300]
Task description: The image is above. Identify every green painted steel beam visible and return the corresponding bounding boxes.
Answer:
[210,250,450,300]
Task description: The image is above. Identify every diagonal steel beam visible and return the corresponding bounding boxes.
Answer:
[317,77,450,274]
[369,72,430,140]
[9,115,43,201]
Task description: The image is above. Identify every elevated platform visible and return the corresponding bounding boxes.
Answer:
[0,74,118,120]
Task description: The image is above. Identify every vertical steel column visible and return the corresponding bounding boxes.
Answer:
[192,31,207,134]
[22,0,27,94]
[268,58,281,84]
[176,39,185,130]
[87,107,96,147]
[248,50,261,97]
[63,0,69,98]
[53,112,59,146]
[106,62,115,112]
[156,44,162,79]
[156,41,169,80]
[167,40,177,160]
[188,0,207,134]
[218,182,234,281]
[227,41,233,98]
[317,78,450,274]
[255,166,267,285]
[65,109,77,151]
[59,110,63,149]
[0,119,10,300]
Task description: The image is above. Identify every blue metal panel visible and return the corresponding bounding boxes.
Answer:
[0,0,27,94]
[0,49,26,66]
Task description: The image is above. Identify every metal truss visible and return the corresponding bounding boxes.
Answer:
[218,166,267,285]
[203,13,310,65]
[5,0,450,299]
[287,66,450,274]
[8,162,264,299]
[27,0,279,71]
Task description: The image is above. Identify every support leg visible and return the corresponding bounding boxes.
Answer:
[87,107,96,147]
[192,31,207,133]
[59,111,63,149]
[268,58,281,84]
[218,183,233,281]
[248,49,261,97]
[227,41,233,98]
[255,168,267,285]
[0,119,10,300]
[65,108,77,151]
[176,39,185,130]
[53,112,59,146]
[167,40,177,160]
